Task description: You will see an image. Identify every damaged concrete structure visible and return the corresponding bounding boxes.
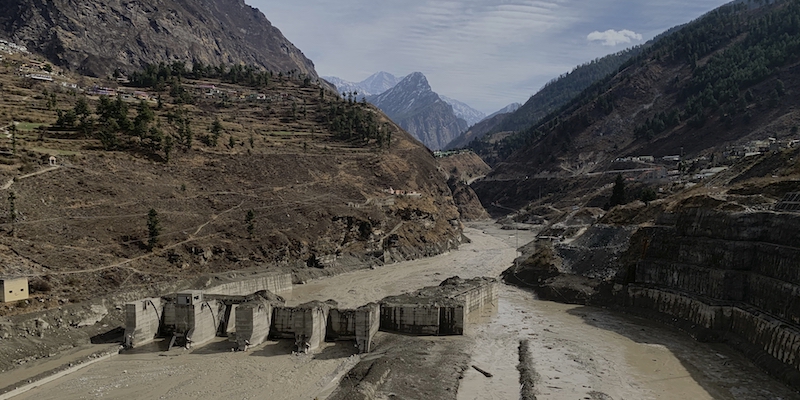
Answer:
[327,303,381,353]
[166,291,226,348]
[123,297,163,348]
[380,277,498,335]
[124,272,496,355]
[271,300,337,353]
[230,291,285,351]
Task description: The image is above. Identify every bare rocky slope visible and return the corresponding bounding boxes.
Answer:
[0,0,320,79]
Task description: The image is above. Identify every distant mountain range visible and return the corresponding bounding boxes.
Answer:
[323,71,402,97]
[439,96,486,126]
[327,71,511,149]
[366,72,468,150]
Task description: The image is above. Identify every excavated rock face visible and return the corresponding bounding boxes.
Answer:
[0,0,319,78]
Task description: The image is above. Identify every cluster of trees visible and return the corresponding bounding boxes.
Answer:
[54,95,174,160]
[633,110,681,139]
[128,61,315,92]
[326,102,392,148]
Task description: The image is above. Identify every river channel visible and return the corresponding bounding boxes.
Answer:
[11,222,797,399]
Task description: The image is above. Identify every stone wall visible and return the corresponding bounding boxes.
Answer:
[123,297,162,348]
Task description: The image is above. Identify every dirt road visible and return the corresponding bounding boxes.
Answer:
[7,222,797,399]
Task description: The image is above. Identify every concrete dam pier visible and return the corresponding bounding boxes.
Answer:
[380,276,498,335]
[124,272,497,355]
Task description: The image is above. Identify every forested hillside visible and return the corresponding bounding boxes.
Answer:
[471,0,798,169]
[473,0,800,209]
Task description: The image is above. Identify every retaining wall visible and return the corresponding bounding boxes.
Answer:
[625,285,800,386]
[204,273,292,296]
[123,297,163,348]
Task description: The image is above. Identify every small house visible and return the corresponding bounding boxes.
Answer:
[1,277,29,303]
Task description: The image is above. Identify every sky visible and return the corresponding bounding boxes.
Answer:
[250,0,732,114]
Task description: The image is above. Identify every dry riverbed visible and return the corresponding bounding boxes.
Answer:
[4,222,797,399]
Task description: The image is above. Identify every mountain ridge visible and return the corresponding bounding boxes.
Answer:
[0,0,321,79]
[367,72,468,150]
[323,71,403,97]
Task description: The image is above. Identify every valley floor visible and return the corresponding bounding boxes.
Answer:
[3,223,797,399]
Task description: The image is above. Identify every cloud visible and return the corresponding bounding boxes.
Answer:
[587,29,643,46]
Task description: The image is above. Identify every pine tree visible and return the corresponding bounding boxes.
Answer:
[245,210,255,237]
[609,174,626,208]
[146,208,160,250]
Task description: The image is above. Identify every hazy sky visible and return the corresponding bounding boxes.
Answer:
[251,0,731,114]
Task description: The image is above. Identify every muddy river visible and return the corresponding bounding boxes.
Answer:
[8,222,797,399]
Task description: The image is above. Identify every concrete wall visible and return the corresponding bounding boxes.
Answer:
[380,279,495,336]
[327,303,380,353]
[380,305,448,335]
[355,303,380,353]
[457,281,498,315]
[232,301,273,350]
[292,305,330,353]
[328,309,357,340]
[204,273,292,296]
[173,300,225,347]
[1,277,29,303]
[162,302,176,335]
[271,301,334,353]
[123,297,163,348]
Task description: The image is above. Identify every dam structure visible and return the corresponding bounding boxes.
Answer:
[124,274,497,354]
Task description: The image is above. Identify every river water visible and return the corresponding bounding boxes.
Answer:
[11,222,798,399]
